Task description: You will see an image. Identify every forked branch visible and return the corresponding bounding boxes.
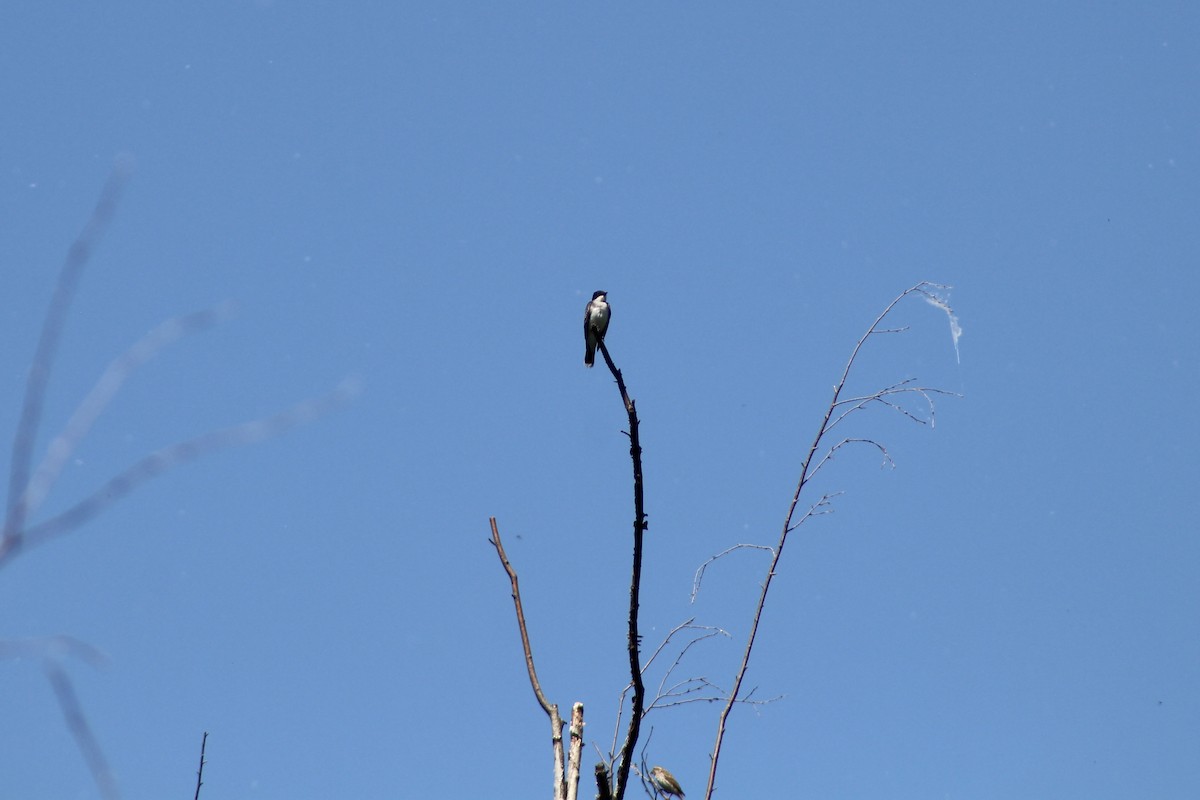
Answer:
[2,162,354,799]
[703,282,960,798]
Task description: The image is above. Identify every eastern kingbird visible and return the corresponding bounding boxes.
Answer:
[583,290,610,367]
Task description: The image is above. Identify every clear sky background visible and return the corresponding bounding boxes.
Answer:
[2,3,1197,799]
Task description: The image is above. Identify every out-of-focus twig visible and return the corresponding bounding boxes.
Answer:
[5,161,131,543]
[45,661,119,800]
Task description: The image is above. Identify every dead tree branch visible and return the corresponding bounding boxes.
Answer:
[595,336,647,800]
[703,282,960,798]
[605,620,729,762]
[567,702,585,800]
[193,731,208,800]
[489,517,571,800]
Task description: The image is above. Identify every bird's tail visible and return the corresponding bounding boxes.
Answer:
[584,343,596,367]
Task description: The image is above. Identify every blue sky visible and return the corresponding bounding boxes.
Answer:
[2,3,1197,798]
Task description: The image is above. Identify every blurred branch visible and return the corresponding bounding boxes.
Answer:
[5,160,131,544]
[606,619,713,762]
[16,304,234,528]
[1,162,356,798]
[45,661,119,800]
[703,282,960,799]
[3,379,358,567]
[0,634,107,666]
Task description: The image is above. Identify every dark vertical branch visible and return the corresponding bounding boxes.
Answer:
[193,731,208,800]
[595,762,613,800]
[595,338,646,800]
[489,517,569,800]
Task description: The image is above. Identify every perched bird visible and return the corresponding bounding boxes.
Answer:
[583,290,610,367]
[650,765,685,798]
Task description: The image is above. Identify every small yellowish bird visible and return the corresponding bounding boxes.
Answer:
[650,765,685,798]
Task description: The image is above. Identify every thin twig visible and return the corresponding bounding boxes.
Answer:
[704,282,956,799]
[193,731,208,800]
[690,544,775,603]
[606,621,731,764]
[651,628,729,706]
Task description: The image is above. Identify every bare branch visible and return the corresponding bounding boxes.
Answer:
[193,732,208,800]
[650,689,784,711]
[489,517,567,800]
[805,438,895,487]
[784,492,840,534]
[704,282,959,799]
[827,382,960,434]
[488,517,557,716]
[595,336,648,800]
[605,621,740,770]
[566,703,585,800]
[45,661,119,800]
[640,622,783,714]
[650,628,730,708]
[640,620,730,678]
[690,544,775,604]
